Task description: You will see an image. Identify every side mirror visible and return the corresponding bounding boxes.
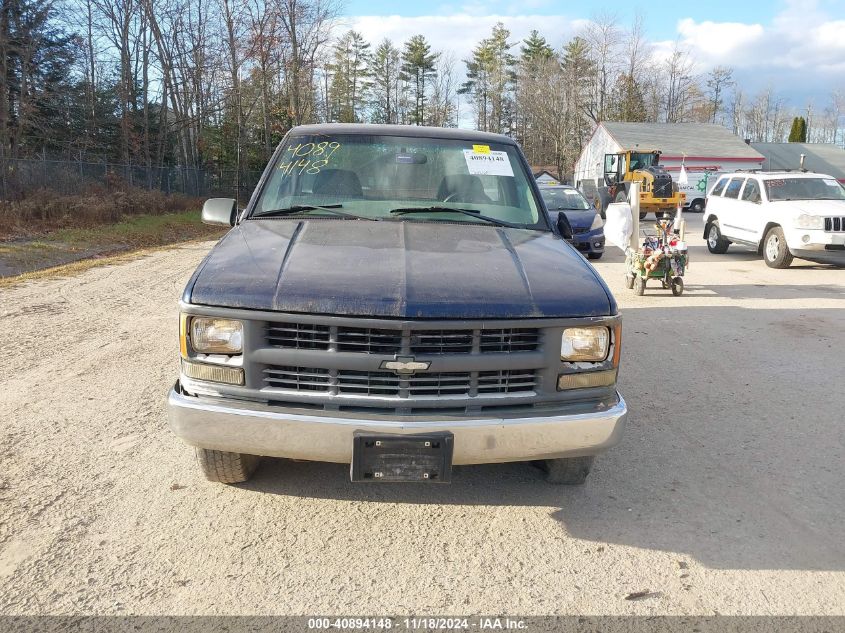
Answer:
[556,212,574,241]
[202,198,237,226]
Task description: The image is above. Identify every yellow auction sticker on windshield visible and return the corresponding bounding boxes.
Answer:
[472,144,491,154]
[463,149,514,177]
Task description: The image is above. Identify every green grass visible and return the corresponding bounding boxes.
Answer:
[0,210,225,281]
[47,210,221,248]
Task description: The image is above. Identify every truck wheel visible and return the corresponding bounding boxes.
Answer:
[543,456,595,485]
[587,252,603,260]
[196,448,260,484]
[690,199,704,213]
[671,276,684,296]
[763,226,794,269]
[634,276,646,295]
[706,223,729,254]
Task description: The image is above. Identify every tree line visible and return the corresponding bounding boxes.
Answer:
[1,0,843,182]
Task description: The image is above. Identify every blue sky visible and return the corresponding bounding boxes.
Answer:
[341,0,845,112]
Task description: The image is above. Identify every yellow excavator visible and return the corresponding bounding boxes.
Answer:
[597,149,685,219]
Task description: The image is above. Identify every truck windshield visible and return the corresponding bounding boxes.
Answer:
[764,177,845,201]
[250,134,545,229]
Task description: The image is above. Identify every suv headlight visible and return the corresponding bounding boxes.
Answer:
[590,214,604,231]
[189,317,243,354]
[795,214,823,230]
[561,326,610,361]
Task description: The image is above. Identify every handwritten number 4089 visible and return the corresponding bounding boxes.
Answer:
[279,141,341,176]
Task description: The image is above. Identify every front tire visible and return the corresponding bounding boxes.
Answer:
[706,223,729,254]
[196,448,260,483]
[671,276,684,296]
[543,456,595,485]
[763,226,793,268]
[634,276,646,295]
[690,199,705,213]
[587,252,603,260]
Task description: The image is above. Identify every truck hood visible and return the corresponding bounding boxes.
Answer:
[186,219,615,319]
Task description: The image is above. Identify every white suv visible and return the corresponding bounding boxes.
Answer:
[704,171,845,268]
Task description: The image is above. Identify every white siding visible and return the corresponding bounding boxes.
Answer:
[573,126,620,194]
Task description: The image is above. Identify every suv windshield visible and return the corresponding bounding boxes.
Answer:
[540,187,591,210]
[251,133,545,229]
[764,177,845,201]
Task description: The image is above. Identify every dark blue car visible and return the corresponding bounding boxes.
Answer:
[539,185,605,260]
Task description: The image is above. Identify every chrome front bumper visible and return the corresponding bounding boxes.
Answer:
[168,384,628,465]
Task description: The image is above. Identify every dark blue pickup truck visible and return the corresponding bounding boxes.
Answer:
[168,124,626,485]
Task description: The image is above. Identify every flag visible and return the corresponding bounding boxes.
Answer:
[678,164,689,186]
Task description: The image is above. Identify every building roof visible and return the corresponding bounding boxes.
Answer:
[751,143,845,180]
[288,123,516,144]
[602,122,764,160]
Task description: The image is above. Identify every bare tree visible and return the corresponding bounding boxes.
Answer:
[706,66,733,124]
[582,12,619,122]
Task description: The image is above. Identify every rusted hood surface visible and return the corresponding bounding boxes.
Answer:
[186,219,615,318]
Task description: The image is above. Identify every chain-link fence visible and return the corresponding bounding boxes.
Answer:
[0,157,263,202]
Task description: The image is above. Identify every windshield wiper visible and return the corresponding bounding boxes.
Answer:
[253,204,378,221]
[389,206,520,228]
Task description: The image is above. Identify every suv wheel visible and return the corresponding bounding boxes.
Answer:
[706,223,729,254]
[196,448,261,483]
[543,456,595,484]
[763,226,794,268]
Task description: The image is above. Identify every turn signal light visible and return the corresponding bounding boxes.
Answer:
[557,369,617,391]
[181,359,244,385]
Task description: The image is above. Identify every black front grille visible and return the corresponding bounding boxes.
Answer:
[263,366,537,397]
[337,328,402,354]
[824,217,844,232]
[266,323,330,350]
[480,329,540,353]
[263,366,330,391]
[267,324,540,354]
[478,370,538,394]
[410,330,473,354]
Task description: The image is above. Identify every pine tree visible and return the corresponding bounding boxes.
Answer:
[460,23,516,133]
[369,39,402,123]
[328,30,371,123]
[400,35,438,125]
[788,116,808,142]
[520,30,553,64]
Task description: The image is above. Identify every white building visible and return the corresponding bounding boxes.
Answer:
[573,122,765,210]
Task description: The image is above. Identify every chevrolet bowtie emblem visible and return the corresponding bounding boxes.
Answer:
[380,356,431,375]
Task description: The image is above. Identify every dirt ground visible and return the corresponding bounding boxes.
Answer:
[1,213,843,616]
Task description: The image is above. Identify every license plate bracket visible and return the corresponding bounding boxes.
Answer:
[351,432,454,483]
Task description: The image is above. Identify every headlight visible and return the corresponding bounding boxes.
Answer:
[561,326,610,362]
[795,214,823,229]
[190,317,243,354]
[590,214,604,231]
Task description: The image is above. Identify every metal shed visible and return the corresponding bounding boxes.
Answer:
[751,143,845,182]
[574,122,765,208]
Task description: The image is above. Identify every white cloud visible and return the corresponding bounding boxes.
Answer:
[347,13,586,61]
[341,5,845,110]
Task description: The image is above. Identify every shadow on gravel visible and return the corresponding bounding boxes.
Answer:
[244,304,845,573]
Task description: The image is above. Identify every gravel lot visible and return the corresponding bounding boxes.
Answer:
[1,213,843,616]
